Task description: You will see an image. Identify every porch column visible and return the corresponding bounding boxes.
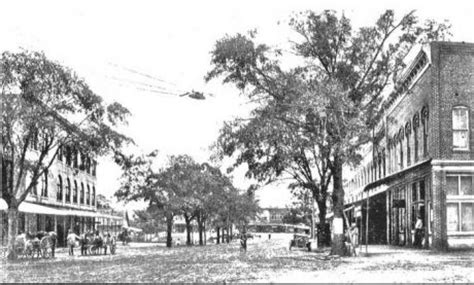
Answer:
[432,169,448,250]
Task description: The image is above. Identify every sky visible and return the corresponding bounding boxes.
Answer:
[1,0,473,209]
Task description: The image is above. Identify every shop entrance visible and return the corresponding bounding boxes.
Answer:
[390,187,407,246]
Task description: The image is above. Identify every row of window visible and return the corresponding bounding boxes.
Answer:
[33,172,96,207]
[57,146,97,176]
[56,175,96,206]
[348,105,471,194]
[347,106,429,192]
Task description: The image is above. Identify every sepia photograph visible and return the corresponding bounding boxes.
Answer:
[1,0,474,282]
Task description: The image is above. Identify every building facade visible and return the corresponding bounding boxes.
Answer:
[1,145,123,247]
[344,42,474,250]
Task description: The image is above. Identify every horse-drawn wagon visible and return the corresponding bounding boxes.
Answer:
[14,231,57,259]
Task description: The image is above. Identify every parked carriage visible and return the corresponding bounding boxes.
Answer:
[78,232,117,255]
[289,233,312,252]
[14,231,57,259]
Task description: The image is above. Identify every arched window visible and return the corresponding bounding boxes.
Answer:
[422,106,429,156]
[86,185,91,205]
[73,148,79,168]
[86,157,91,174]
[92,186,96,206]
[398,129,404,169]
[73,180,78,203]
[65,146,72,166]
[80,182,85,204]
[413,113,420,162]
[57,145,63,162]
[80,152,85,171]
[452,106,469,150]
[57,175,63,202]
[405,122,412,166]
[41,170,48,197]
[66,178,71,202]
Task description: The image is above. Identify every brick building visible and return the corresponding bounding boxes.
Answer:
[1,146,123,247]
[344,42,474,250]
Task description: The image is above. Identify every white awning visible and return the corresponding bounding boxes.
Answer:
[19,202,68,216]
[1,200,123,220]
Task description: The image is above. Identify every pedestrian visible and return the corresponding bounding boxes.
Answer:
[67,229,79,256]
[350,223,359,256]
[268,233,271,240]
[80,232,89,255]
[414,215,423,248]
[240,233,247,252]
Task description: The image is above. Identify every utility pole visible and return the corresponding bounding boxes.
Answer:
[311,191,316,240]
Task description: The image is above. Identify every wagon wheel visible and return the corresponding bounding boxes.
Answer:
[42,247,50,259]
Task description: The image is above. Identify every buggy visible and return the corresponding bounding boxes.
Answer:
[289,233,312,252]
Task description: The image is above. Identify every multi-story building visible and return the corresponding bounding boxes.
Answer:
[1,145,123,246]
[344,42,474,250]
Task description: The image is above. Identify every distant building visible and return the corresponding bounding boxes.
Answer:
[344,42,474,250]
[257,207,288,224]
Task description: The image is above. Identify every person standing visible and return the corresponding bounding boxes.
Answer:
[414,215,423,248]
[350,223,359,256]
[67,229,79,256]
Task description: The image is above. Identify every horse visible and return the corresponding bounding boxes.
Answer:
[36,231,57,258]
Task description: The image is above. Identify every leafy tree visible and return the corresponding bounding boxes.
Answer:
[132,208,166,235]
[213,93,333,243]
[289,9,450,254]
[207,10,450,255]
[1,50,131,260]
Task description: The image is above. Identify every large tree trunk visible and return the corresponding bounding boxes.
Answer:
[6,202,19,260]
[221,227,225,244]
[166,214,173,248]
[184,214,193,246]
[197,214,204,246]
[331,156,346,256]
[216,227,220,244]
[317,200,330,246]
[226,226,230,243]
[230,226,233,241]
[203,222,207,245]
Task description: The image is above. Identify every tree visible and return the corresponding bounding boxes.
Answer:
[1,50,131,260]
[289,9,450,255]
[282,192,313,226]
[206,10,450,255]
[213,95,333,243]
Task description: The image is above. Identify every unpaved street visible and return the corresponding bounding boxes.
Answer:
[1,234,473,283]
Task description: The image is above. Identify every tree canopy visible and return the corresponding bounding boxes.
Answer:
[206,10,451,255]
[1,50,132,259]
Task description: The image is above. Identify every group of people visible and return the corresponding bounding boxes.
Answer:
[345,215,424,256]
[66,229,115,256]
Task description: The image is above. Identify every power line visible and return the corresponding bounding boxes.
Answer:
[107,62,178,88]
[105,75,169,91]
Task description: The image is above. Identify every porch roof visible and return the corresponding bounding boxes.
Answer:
[363,159,432,193]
